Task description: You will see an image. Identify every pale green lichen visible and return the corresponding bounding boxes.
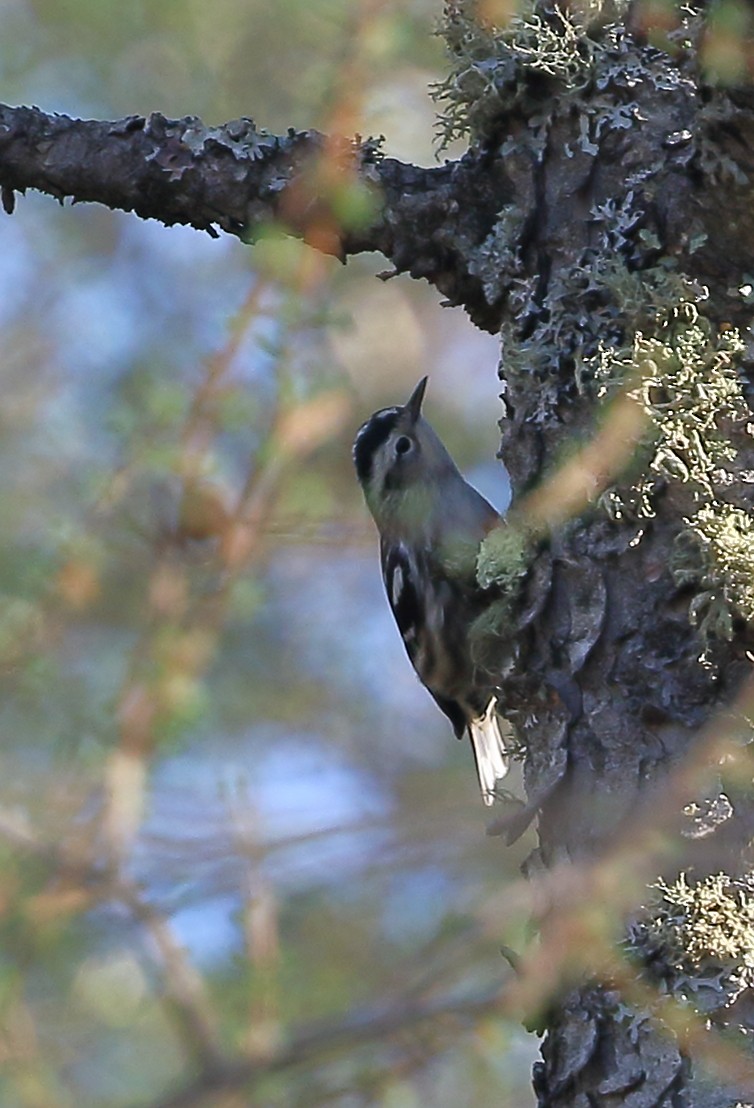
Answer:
[496,266,727,525]
[628,872,754,1010]
[432,0,593,149]
[469,523,531,684]
[432,0,688,150]
[577,274,747,492]
[501,6,587,79]
[476,521,530,590]
[467,202,527,305]
[674,505,754,640]
[588,284,754,646]
[500,253,703,406]
[556,263,754,645]
[573,266,717,397]
[630,304,746,492]
[598,290,754,643]
[436,0,754,655]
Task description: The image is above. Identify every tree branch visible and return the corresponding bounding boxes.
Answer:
[0,104,510,329]
[142,984,504,1108]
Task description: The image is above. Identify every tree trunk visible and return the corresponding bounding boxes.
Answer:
[463,2,754,1103]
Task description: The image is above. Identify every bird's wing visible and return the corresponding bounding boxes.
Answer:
[381,540,423,658]
[380,540,468,738]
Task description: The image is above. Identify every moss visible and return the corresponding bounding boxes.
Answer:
[628,872,754,1010]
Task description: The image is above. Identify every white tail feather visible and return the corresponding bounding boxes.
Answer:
[468,698,509,806]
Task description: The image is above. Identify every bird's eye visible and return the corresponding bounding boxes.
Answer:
[395,436,412,456]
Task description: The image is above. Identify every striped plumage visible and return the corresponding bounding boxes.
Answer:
[353,377,508,805]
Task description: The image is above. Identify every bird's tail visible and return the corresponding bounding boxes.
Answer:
[468,698,509,806]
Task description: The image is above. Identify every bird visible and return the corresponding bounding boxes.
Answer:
[353,376,509,805]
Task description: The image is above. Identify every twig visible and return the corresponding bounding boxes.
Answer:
[117,880,225,1073]
[140,985,504,1108]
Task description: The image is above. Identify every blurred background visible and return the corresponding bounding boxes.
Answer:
[0,0,536,1104]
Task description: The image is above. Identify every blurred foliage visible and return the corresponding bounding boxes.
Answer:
[0,1,532,1106]
[10,0,754,1102]
[1,0,455,163]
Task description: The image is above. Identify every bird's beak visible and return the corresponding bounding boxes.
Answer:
[405,376,428,424]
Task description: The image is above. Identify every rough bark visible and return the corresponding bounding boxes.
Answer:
[462,4,754,1104]
[4,3,754,1105]
[0,104,510,329]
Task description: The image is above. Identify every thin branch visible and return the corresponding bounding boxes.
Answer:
[0,809,225,1075]
[117,880,225,1073]
[141,984,505,1108]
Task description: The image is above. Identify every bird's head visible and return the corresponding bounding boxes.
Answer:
[353,377,459,534]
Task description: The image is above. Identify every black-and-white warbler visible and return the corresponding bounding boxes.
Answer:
[353,377,508,805]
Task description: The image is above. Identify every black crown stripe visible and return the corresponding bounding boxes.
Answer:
[352,408,400,483]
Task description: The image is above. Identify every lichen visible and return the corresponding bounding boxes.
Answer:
[674,505,754,640]
[580,278,754,644]
[574,269,748,496]
[436,0,754,655]
[469,523,532,682]
[590,286,754,642]
[476,520,530,591]
[432,0,693,150]
[432,0,593,149]
[504,247,754,644]
[629,302,746,492]
[467,202,527,305]
[628,872,754,1011]
[498,258,712,443]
